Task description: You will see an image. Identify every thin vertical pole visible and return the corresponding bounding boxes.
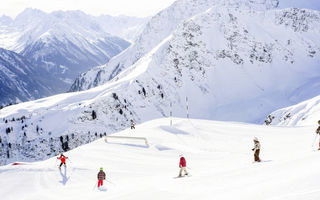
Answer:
[170,102,172,126]
[186,96,189,119]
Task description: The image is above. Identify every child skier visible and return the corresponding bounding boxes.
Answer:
[57,153,68,168]
[97,167,106,188]
[315,120,320,150]
[178,155,188,177]
[131,120,135,129]
[252,137,261,162]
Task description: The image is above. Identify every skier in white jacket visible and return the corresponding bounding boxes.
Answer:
[252,137,261,162]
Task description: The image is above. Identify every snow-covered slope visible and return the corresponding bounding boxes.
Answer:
[72,5,320,121]
[1,3,320,164]
[70,0,281,92]
[1,118,320,200]
[0,9,131,86]
[0,48,65,106]
[265,94,320,126]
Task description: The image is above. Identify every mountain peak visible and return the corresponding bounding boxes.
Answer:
[51,10,89,19]
[14,8,47,25]
[16,8,46,19]
[0,15,13,26]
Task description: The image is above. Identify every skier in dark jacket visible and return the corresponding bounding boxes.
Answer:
[315,120,320,150]
[97,168,106,188]
[57,153,68,168]
[178,155,188,177]
[252,137,261,162]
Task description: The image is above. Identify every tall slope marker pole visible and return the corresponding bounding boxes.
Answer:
[186,96,189,119]
[170,102,173,126]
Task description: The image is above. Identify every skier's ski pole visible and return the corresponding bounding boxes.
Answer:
[92,181,98,191]
[312,134,318,147]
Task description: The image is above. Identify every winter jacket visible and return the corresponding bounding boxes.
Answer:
[97,171,106,180]
[58,155,67,163]
[316,126,320,134]
[179,157,186,168]
[253,141,260,152]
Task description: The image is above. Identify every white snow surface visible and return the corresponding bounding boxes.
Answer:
[0,118,320,200]
[1,0,320,183]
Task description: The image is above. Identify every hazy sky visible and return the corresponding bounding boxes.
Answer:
[0,0,177,18]
[1,0,319,19]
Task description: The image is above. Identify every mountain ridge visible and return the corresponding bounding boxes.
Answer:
[0,8,138,105]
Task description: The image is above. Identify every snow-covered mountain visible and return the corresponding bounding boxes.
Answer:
[0,9,131,87]
[265,94,320,126]
[97,15,150,42]
[71,0,320,121]
[1,0,320,164]
[0,15,13,26]
[71,0,281,92]
[0,48,66,106]
[72,0,280,92]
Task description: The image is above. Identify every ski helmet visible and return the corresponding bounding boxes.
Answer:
[100,167,103,171]
[253,137,258,141]
[179,154,183,158]
[318,120,320,125]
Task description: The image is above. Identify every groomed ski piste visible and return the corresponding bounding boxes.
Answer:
[0,117,319,200]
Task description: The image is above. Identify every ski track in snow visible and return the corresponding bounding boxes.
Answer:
[0,118,319,200]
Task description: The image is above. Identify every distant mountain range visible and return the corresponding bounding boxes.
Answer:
[0,8,148,105]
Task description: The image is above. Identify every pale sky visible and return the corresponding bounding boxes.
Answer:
[0,0,177,18]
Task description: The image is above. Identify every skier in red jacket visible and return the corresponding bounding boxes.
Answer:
[57,153,68,169]
[97,167,106,188]
[178,155,188,177]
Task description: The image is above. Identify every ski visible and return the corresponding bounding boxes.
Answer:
[173,175,192,179]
